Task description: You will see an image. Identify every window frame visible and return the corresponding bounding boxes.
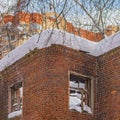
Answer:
[68,71,94,113]
[8,81,23,114]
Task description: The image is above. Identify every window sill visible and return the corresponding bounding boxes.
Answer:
[69,108,93,114]
[69,109,94,117]
[8,110,22,119]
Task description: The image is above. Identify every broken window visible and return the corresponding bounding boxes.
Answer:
[11,82,23,112]
[69,73,92,113]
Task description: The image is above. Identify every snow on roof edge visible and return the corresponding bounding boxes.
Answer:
[0,29,120,72]
[92,31,120,56]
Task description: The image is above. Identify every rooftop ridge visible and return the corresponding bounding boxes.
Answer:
[0,29,120,71]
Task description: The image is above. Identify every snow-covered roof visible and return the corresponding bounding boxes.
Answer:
[93,32,120,56]
[0,29,120,71]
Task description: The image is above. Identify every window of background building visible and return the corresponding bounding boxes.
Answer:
[69,73,92,113]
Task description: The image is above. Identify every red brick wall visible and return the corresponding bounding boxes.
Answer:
[0,45,97,120]
[97,47,120,120]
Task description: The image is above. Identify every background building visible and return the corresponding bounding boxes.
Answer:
[2,12,118,59]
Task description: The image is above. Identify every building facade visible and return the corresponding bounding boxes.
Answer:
[0,29,120,120]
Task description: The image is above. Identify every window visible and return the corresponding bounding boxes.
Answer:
[11,82,23,112]
[8,82,23,118]
[69,73,92,113]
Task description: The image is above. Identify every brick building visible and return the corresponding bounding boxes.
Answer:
[0,12,104,59]
[2,12,103,42]
[0,29,120,120]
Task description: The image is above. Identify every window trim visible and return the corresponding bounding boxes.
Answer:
[68,71,94,113]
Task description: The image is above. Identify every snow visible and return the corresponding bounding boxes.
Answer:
[70,96,81,106]
[70,81,85,89]
[70,81,79,88]
[70,92,82,99]
[69,80,92,113]
[17,26,24,31]
[8,110,22,118]
[93,32,120,56]
[0,29,120,71]
[69,96,92,113]
[69,96,82,112]
[83,104,92,114]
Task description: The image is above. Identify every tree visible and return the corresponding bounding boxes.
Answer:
[72,0,120,37]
